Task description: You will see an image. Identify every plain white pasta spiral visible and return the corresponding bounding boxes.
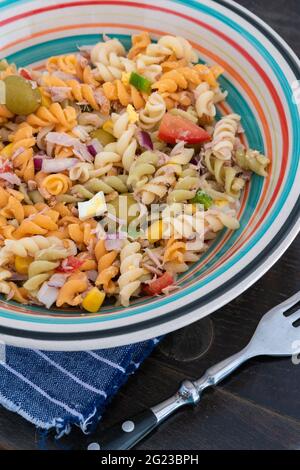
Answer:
[91,39,126,65]
[93,147,122,177]
[211,113,241,160]
[24,260,60,292]
[91,39,135,82]
[118,241,148,306]
[0,236,76,265]
[111,113,138,171]
[139,92,166,130]
[95,55,135,82]
[195,82,216,119]
[69,163,94,183]
[205,151,245,198]
[205,208,240,232]
[127,151,158,189]
[167,168,200,203]
[158,35,198,63]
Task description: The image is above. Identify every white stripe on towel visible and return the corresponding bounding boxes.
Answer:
[1,362,83,419]
[35,350,107,398]
[87,351,125,373]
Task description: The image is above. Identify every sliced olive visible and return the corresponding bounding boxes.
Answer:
[109,193,140,224]
[91,128,115,146]
[4,75,41,115]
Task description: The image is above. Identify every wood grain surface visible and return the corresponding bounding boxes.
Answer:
[0,0,299,450]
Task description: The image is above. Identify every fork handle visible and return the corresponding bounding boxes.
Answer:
[96,379,200,450]
[95,347,254,450]
[195,345,254,390]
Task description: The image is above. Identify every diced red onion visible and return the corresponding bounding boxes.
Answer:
[48,273,69,288]
[37,282,59,309]
[46,132,95,162]
[0,172,21,185]
[42,158,78,173]
[87,144,97,157]
[46,132,77,147]
[33,158,43,171]
[89,138,103,154]
[137,131,154,150]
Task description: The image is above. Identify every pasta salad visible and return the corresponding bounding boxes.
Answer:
[0,32,270,312]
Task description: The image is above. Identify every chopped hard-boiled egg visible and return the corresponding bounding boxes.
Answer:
[78,191,107,220]
[126,104,138,124]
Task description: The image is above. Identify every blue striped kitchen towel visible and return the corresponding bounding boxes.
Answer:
[0,339,159,437]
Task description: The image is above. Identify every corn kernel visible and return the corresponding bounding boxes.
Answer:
[15,255,32,275]
[121,72,130,86]
[102,120,114,135]
[214,199,228,207]
[1,143,13,159]
[147,220,163,243]
[82,287,106,313]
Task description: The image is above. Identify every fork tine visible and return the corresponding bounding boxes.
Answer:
[276,291,300,313]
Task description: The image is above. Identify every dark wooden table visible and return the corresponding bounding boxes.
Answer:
[0,0,299,451]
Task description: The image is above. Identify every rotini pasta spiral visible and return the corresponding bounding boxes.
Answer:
[94,239,119,294]
[127,151,158,189]
[118,241,148,306]
[111,112,138,171]
[210,113,241,161]
[27,103,77,132]
[139,92,166,130]
[103,80,146,109]
[5,123,36,182]
[195,82,216,121]
[235,148,270,177]
[47,54,78,75]
[157,35,198,63]
[205,151,245,198]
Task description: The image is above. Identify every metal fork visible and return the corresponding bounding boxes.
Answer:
[94,291,300,450]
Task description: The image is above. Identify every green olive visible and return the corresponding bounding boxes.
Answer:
[109,193,140,224]
[4,75,41,115]
[91,128,115,146]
